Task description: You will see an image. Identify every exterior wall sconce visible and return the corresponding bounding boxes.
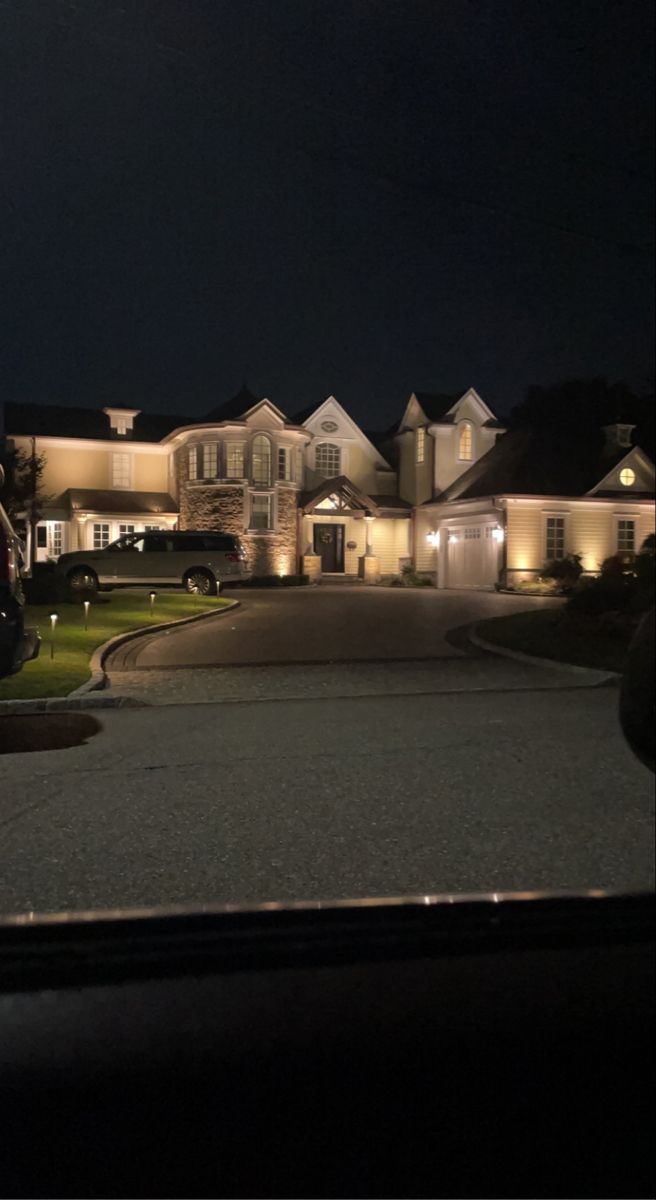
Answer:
[492,526,504,543]
[426,531,440,548]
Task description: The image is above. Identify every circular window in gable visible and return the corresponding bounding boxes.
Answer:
[620,468,636,487]
[321,420,339,433]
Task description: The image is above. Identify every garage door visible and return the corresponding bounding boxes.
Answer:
[447,523,499,588]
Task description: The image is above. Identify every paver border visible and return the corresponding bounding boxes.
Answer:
[469,622,620,686]
[0,601,240,714]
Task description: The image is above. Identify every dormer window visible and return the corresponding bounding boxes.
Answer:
[458,422,473,461]
[103,407,140,436]
[416,427,426,464]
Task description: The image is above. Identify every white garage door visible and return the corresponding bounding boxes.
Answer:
[447,523,499,588]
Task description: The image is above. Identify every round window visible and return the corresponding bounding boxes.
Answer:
[620,468,636,487]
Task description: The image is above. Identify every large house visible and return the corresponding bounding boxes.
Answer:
[1,386,654,589]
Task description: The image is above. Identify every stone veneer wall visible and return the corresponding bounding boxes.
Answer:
[175,447,299,575]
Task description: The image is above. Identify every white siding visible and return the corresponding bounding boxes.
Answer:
[569,508,614,573]
[414,507,437,572]
[506,505,543,571]
[371,519,411,574]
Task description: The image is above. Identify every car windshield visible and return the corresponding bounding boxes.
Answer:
[0,1,654,924]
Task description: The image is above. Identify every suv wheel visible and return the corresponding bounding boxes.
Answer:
[67,567,99,596]
[184,568,217,596]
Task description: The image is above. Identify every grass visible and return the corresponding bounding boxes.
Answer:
[476,608,632,673]
[0,592,230,700]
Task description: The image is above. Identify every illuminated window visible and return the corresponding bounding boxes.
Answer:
[112,452,132,488]
[118,524,136,537]
[294,447,304,483]
[278,446,292,481]
[416,427,425,463]
[545,516,565,559]
[252,435,272,484]
[458,423,473,461]
[315,442,341,477]
[226,444,244,478]
[202,443,218,478]
[47,522,63,558]
[250,493,272,530]
[93,523,110,549]
[620,468,636,487]
[617,520,635,553]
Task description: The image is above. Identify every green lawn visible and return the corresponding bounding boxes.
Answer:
[476,608,631,673]
[0,593,230,700]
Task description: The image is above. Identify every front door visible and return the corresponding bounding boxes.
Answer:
[313,523,345,573]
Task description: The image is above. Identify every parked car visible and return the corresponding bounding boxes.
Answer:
[56,529,251,596]
[0,466,40,680]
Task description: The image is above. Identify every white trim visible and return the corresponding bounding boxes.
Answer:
[614,514,637,554]
[10,434,170,455]
[586,446,655,495]
[299,395,392,470]
[445,387,497,423]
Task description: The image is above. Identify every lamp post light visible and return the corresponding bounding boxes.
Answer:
[49,612,58,659]
[83,599,90,630]
[149,590,157,618]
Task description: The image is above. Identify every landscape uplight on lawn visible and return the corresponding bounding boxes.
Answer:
[49,612,58,659]
[149,591,157,617]
[83,600,90,630]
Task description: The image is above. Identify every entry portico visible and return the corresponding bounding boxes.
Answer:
[299,476,412,582]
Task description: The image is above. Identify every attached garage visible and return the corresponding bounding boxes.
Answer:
[445,521,500,588]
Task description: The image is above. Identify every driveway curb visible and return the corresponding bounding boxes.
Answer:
[0,601,241,715]
[469,623,621,687]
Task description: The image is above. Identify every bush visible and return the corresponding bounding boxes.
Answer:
[567,548,654,619]
[542,553,583,591]
[396,565,432,587]
[23,563,66,605]
[239,574,310,588]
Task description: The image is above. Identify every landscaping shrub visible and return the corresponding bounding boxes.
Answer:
[394,564,432,587]
[23,563,66,605]
[541,553,583,591]
[567,545,654,619]
[239,574,310,587]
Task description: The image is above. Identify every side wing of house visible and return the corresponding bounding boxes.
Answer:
[397,387,504,507]
[7,422,176,561]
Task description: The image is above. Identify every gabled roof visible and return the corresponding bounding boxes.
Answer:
[435,429,655,502]
[2,401,185,442]
[53,488,178,515]
[300,475,377,514]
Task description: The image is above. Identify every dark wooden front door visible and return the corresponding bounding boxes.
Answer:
[313,523,345,573]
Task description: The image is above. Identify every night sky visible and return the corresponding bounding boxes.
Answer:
[2,0,653,429]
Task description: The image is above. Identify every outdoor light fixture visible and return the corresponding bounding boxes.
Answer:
[83,599,90,630]
[426,531,440,548]
[149,590,157,617]
[448,533,459,544]
[49,612,58,659]
[492,526,504,543]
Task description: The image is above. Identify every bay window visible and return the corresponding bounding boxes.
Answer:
[226,443,245,478]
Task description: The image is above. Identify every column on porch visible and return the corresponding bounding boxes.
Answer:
[300,514,322,582]
[358,512,380,583]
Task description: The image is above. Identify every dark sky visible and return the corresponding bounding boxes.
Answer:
[1,0,654,429]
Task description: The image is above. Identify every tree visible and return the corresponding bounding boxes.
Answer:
[508,378,654,459]
[0,438,49,560]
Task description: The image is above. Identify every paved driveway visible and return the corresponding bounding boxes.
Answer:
[107,586,560,670]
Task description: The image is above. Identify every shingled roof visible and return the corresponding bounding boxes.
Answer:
[436,428,654,502]
[2,402,185,442]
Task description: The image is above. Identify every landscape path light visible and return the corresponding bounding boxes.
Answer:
[149,590,157,618]
[83,599,90,630]
[49,611,58,659]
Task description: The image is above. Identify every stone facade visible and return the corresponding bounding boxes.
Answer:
[175,447,299,576]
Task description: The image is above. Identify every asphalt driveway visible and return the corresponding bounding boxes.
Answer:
[107,586,560,671]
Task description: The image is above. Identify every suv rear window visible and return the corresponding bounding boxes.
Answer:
[170,533,239,552]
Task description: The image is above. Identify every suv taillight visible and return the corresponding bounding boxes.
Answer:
[225,553,240,562]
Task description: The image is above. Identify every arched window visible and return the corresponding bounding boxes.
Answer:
[315,442,341,477]
[458,422,473,461]
[252,434,272,484]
